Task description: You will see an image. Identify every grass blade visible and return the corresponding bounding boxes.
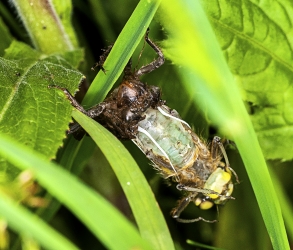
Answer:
[159,0,289,249]
[82,0,162,107]
[72,109,175,250]
[0,132,151,250]
[0,192,79,250]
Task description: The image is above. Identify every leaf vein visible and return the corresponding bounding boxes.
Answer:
[0,60,39,122]
[210,16,293,73]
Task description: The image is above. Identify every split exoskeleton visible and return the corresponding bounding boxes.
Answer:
[50,29,239,223]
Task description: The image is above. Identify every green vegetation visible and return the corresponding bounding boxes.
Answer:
[0,0,291,249]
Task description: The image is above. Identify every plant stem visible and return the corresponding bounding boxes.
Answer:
[10,0,74,54]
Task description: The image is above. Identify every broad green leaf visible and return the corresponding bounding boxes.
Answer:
[0,132,152,250]
[72,110,175,250]
[201,0,293,160]
[0,41,84,178]
[61,48,84,69]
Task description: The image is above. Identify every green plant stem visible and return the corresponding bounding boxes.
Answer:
[10,0,74,54]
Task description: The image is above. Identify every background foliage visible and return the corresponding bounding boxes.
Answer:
[0,0,292,249]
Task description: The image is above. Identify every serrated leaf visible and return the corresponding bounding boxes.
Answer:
[0,41,84,178]
[201,0,293,160]
[61,48,84,69]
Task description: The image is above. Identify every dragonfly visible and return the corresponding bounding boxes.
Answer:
[49,29,239,223]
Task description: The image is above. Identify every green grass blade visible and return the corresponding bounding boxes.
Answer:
[270,168,293,242]
[82,0,162,107]
[87,0,116,42]
[50,1,173,248]
[0,192,79,250]
[186,240,225,250]
[53,0,163,222]
[0,132,151,250]
[72,109,175,250]
[159,0,289,249]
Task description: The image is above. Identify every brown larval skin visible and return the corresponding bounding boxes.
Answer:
[68,30,165,140]
[93,77,165,140]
